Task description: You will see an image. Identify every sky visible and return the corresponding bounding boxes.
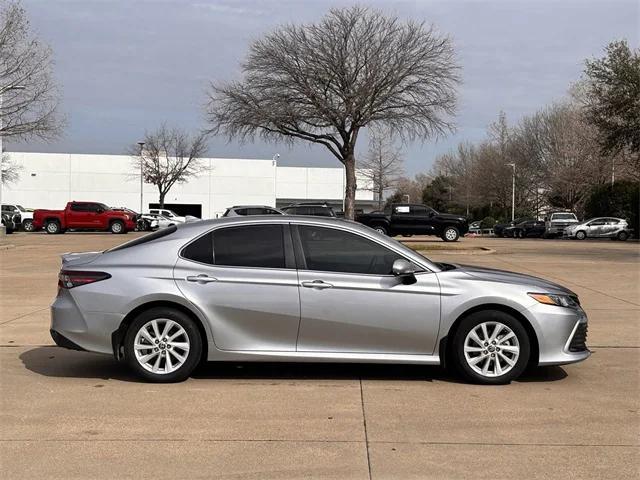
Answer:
[10,0,640,175]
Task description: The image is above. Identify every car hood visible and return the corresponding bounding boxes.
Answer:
[453,264,574,294]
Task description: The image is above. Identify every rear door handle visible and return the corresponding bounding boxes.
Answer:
[301,280,333,289]
[186,274,218,284]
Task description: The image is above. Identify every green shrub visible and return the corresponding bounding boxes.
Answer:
[481,216,497,228]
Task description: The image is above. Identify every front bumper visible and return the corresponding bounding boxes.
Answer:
[523,302,590,366]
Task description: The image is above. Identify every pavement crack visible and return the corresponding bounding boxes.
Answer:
[359,378,372,480]
[0,307,50,326]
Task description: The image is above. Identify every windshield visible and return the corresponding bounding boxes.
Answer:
[553,213,577,220]
[16,205,26,212]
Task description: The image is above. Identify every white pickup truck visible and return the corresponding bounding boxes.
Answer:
[1,204,34,231]
[544,212,579,238]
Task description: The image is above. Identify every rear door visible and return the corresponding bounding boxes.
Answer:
[294,224,441,354]
[174,222,301,351]
[587,218,606,237]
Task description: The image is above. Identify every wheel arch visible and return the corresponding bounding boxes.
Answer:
[439,303,539,369]
[112,300,209,363]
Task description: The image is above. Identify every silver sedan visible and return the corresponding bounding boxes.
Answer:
[51,216,590,384]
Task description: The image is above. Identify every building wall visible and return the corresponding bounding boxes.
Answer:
[4,152,373,218]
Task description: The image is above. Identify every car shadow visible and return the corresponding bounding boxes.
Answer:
[20,346,567,384]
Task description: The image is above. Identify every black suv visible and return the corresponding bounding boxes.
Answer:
[356,203,468,242]
[281,202,336,217]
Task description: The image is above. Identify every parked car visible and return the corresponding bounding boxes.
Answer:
[148,209,194,223]
[223,205,285,217]
[564,217,632,241]
[494,217,534,237]
[50,216,590,384]
[505,220,546,239]
[145,213,179,229]
[2,204,33,231]
[1,212,20,233]
[356,203,468,242]
[33,201,137,234]
[468,221,482,234]
[280,202,336,217]
[544,212,579,238]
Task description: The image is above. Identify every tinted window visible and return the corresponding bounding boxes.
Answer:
[214,225,286,268]
[298,225,403,275]
[411,206,428,215]
[182,233,214,264]
[234,208,248,216]
[71,203,88,212]
[311,207,333,217]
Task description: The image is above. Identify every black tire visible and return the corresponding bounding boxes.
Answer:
[617,231,629,241]
[45,220,61,234]
[441,226,459,242]
[124,307,203,383]
[372,225,388,236]
[22,219,35,232]
[451,310,531,385]
[575,230,586,240]
[110,220,125,234]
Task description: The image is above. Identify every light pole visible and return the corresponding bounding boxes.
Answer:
[137,141,145,213]
[506,163,515,221]
[0,85,26,232]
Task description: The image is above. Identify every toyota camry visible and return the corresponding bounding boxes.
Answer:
[51,216,590,384]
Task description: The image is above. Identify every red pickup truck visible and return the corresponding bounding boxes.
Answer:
[33,201,137,234]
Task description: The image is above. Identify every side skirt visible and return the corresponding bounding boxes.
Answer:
[207,348,441,365]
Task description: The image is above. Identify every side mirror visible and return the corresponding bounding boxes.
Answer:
[392,259,417,284]
[96,208,104,214]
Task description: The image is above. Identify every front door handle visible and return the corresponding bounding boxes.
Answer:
[301,280,333,289]
[186,274,218,284]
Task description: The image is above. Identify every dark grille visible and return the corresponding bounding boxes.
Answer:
[568,323,588,352]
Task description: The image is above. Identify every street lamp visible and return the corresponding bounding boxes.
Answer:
[506,163,515,222]
[0,85,26,230]
[137,141,145,213]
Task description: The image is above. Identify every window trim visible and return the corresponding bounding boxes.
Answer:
[291,223,426,277]
[179,222,296,271]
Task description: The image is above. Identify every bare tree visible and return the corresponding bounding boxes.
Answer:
[206,6,459,219]
[359,131,404,209]
[0,152,20,183]
[0,1,63,141]
[131,124,208,208]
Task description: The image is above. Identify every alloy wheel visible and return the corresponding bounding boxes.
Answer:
[133,319,190,374]
[463,321,520,378]
[444,227,458,241]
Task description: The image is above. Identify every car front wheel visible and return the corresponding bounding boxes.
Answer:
[452,310,530,384]
[45,220,61,234]
[124,307,203,383]
[372,225,388,236]
[575,230,586,240]
[442,226,459,242]
[110,220,125,234]
[617,231,629,241]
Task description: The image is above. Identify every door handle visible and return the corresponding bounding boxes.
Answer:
[301,280,333,289]
[186,274,218,284]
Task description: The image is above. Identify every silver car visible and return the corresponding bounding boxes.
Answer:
[51,216,590,384]
[564,217,632,241]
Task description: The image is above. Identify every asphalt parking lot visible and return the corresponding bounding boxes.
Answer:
[1,232,638,479]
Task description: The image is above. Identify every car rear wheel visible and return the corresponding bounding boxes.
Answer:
[575,230,586,240]
[124,307,202,383]
[452,310,530,385]
[442,226,459,242]
[22,219,35,232]
[372,225,388,236]
[110,220,125,234]
[45,220,61,234]
[617,231,629,241]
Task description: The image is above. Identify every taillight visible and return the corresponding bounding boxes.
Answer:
[58,270,111,289]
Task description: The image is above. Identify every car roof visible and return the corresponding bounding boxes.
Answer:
[229,205,277,209]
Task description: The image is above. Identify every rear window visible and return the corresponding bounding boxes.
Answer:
[552,213,577,220]
[106,225,177,252]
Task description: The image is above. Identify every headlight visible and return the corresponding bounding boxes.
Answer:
[529,293,580,308]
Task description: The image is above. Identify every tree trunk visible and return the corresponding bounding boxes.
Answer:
[378,182,384,210]
[344,152,357,220]
[159,190,166,209]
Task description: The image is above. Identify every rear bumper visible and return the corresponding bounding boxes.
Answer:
[50,329,86,351]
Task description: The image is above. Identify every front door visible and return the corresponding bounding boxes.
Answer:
[174,223,300,351]
[293,224,441,354]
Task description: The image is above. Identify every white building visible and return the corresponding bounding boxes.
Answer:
[3,152,376,218]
